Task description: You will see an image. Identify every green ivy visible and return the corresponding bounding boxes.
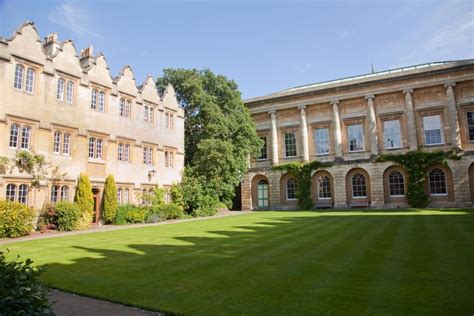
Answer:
[273,161,331,210]
[377,150,460,208]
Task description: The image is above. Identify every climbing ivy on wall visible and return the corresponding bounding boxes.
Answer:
[377,150,460,208]
[273,161,331,210]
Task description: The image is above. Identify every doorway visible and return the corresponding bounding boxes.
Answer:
[92,188,101,224]
[257,180,269,208]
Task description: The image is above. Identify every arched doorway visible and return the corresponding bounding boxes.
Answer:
[257,180,269,208]
[469,164,474,205]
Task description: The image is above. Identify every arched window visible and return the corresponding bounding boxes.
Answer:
[98,91,105,112]
[123,188,129,204]
[57,78,65,100]
[25,68,35,93]
[88,137,95,158]
[96,139,103,159]
[18,184,28,204]
[352,173,367,197]
[66,81,74,103]
[126,100,131,117]
[61,186,69,201]
[149,107,154,124]
[6,184,16,201]
[91,89,98,109]
[62,133,71,155]
[286,178,297,200]
[21,126,31,149]
[53,131,62,154]
[51,185,59,203]
[144,106,149,123]
[117,188,123,205]
[14,64,24,89]
[429,168,447,195]
[318,175,331,199]
[388,171,405,196]
[120,98,125,117]
[9,124,19,148]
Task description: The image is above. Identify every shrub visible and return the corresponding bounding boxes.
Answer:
[0,200,34,238]
[175,173,220,217]
[0,250,53,315]
[113,204,136,225]
[102,175,118,224]
[36,203,56,232]
[55,202,81,231]
[125,208,148,223]
[74,173,94,229]
[147,203,184,223]
[74,211,93,230]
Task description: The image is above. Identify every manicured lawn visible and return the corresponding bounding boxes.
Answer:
[2,209,474,315]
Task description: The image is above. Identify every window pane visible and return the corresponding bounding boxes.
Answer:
[61,186,69,201]
[124,189,129,204]
[25,68,35,93]
[286,179,296,199]
[63,133,70,155]
[423,115,443,145]
[388,171,405,196]
[14,64,24,89]
[144,106,149,122]
[9,124,19,148]
[352,173,367,197]
[57,78,65,100]
[348,124,364,151]
[318,175,331,198]
[66,81,74,103]
[429,168,447,195]
[51,186,59,203]
[89,137,95,158]
[285,133,297,157]
[120,98,125,117]
[258,137,267,159]
[6,184,16,201]
[18,184,28,204]
[467,112,474,142]
[124,144,130,162]
[314,128,329,155]
[118,143,123,161]
[384,120,401,149]
[96,139,103,159]
[150,108,154,124]
[98,91,105,112]
[126,100,131,117]
[53,131,61,154]
[21,126,31,149]
[91,89,97,109]
[117,188,122,205]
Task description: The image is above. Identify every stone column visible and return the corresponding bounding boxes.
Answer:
[331,100,343,159]
[269,110,279,164]
[365,94,379,156]
[298,105,310,162]
[403,89,418,151]
[445,82,461,149]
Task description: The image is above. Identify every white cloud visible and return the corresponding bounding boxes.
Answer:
[48,1,102,38]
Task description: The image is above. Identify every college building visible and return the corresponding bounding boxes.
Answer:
[0,22,184,216]
[241,59,474,210]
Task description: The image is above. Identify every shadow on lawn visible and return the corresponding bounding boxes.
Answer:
[40,211,474,315]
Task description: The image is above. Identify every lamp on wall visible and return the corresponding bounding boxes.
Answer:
[148,169,157,181]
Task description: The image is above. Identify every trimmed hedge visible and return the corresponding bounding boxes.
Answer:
[0,200,34,238]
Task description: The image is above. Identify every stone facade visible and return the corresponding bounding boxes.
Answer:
[242,60,474,210]
[0,22,184,213]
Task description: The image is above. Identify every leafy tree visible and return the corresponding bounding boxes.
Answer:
[74,173,94,229]
[156,69,262,208]
[102,174,118,224]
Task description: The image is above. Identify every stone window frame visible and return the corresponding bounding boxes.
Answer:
[286,178,297,200]
[90,84,108,113]
[345,168,371,204]
[13,60,39,95]
[283,131,297,158]
[256,133,269,161]
[382,118,403,150]
[119,96,133,118]
[164,147,177,168]
[313,170,333,201]
[418,110,446,147]
[460,104,474,143]
[8,117,37,151]
[87,132,108,162]
[52,128,73,157]
[424,164,454,202]
[143,143,157,166]
[5,182,30,205]
[312,124,331,156]
[342,117,366,154]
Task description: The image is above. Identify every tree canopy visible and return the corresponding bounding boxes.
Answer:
[156,69,262,207]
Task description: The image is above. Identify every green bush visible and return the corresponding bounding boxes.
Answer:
[0,251,53,315]
[102,174,118,224]
[113,204,136,225]
[175,173,220,217]
[125,208,148,223]
[74,173,94,229]
[55,202,81,231]
[36,203,57,232]
[0,200,34,238]
[147,203,184,223]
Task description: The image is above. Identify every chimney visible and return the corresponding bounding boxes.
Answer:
[80,46,94,68]
[43,32,59,57]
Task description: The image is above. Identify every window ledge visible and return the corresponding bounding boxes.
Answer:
[88,159,105,164]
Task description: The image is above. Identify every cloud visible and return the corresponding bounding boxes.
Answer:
[48,1,102,38]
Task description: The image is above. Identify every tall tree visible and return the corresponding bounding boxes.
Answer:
[156,69,262,207]
[102,174,118,224]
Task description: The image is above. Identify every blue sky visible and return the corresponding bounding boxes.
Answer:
[1,0,473,99]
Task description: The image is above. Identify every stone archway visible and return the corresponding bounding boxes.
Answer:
[251,175,270,210]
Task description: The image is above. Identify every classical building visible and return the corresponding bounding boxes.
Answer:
[0,22,184,217]
[242,60,474,210]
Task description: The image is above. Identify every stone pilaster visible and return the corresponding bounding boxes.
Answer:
[403,89,418,151]
[269,110,279,164]
[445,82,461,149]
[331,100,343,159]
[365,94,379,156]
[298,105,310,162]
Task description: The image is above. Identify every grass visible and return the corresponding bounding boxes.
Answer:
[2,209,474,315]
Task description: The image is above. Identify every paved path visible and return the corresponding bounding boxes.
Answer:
[0,210,251,245]
[49,290,162,315]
